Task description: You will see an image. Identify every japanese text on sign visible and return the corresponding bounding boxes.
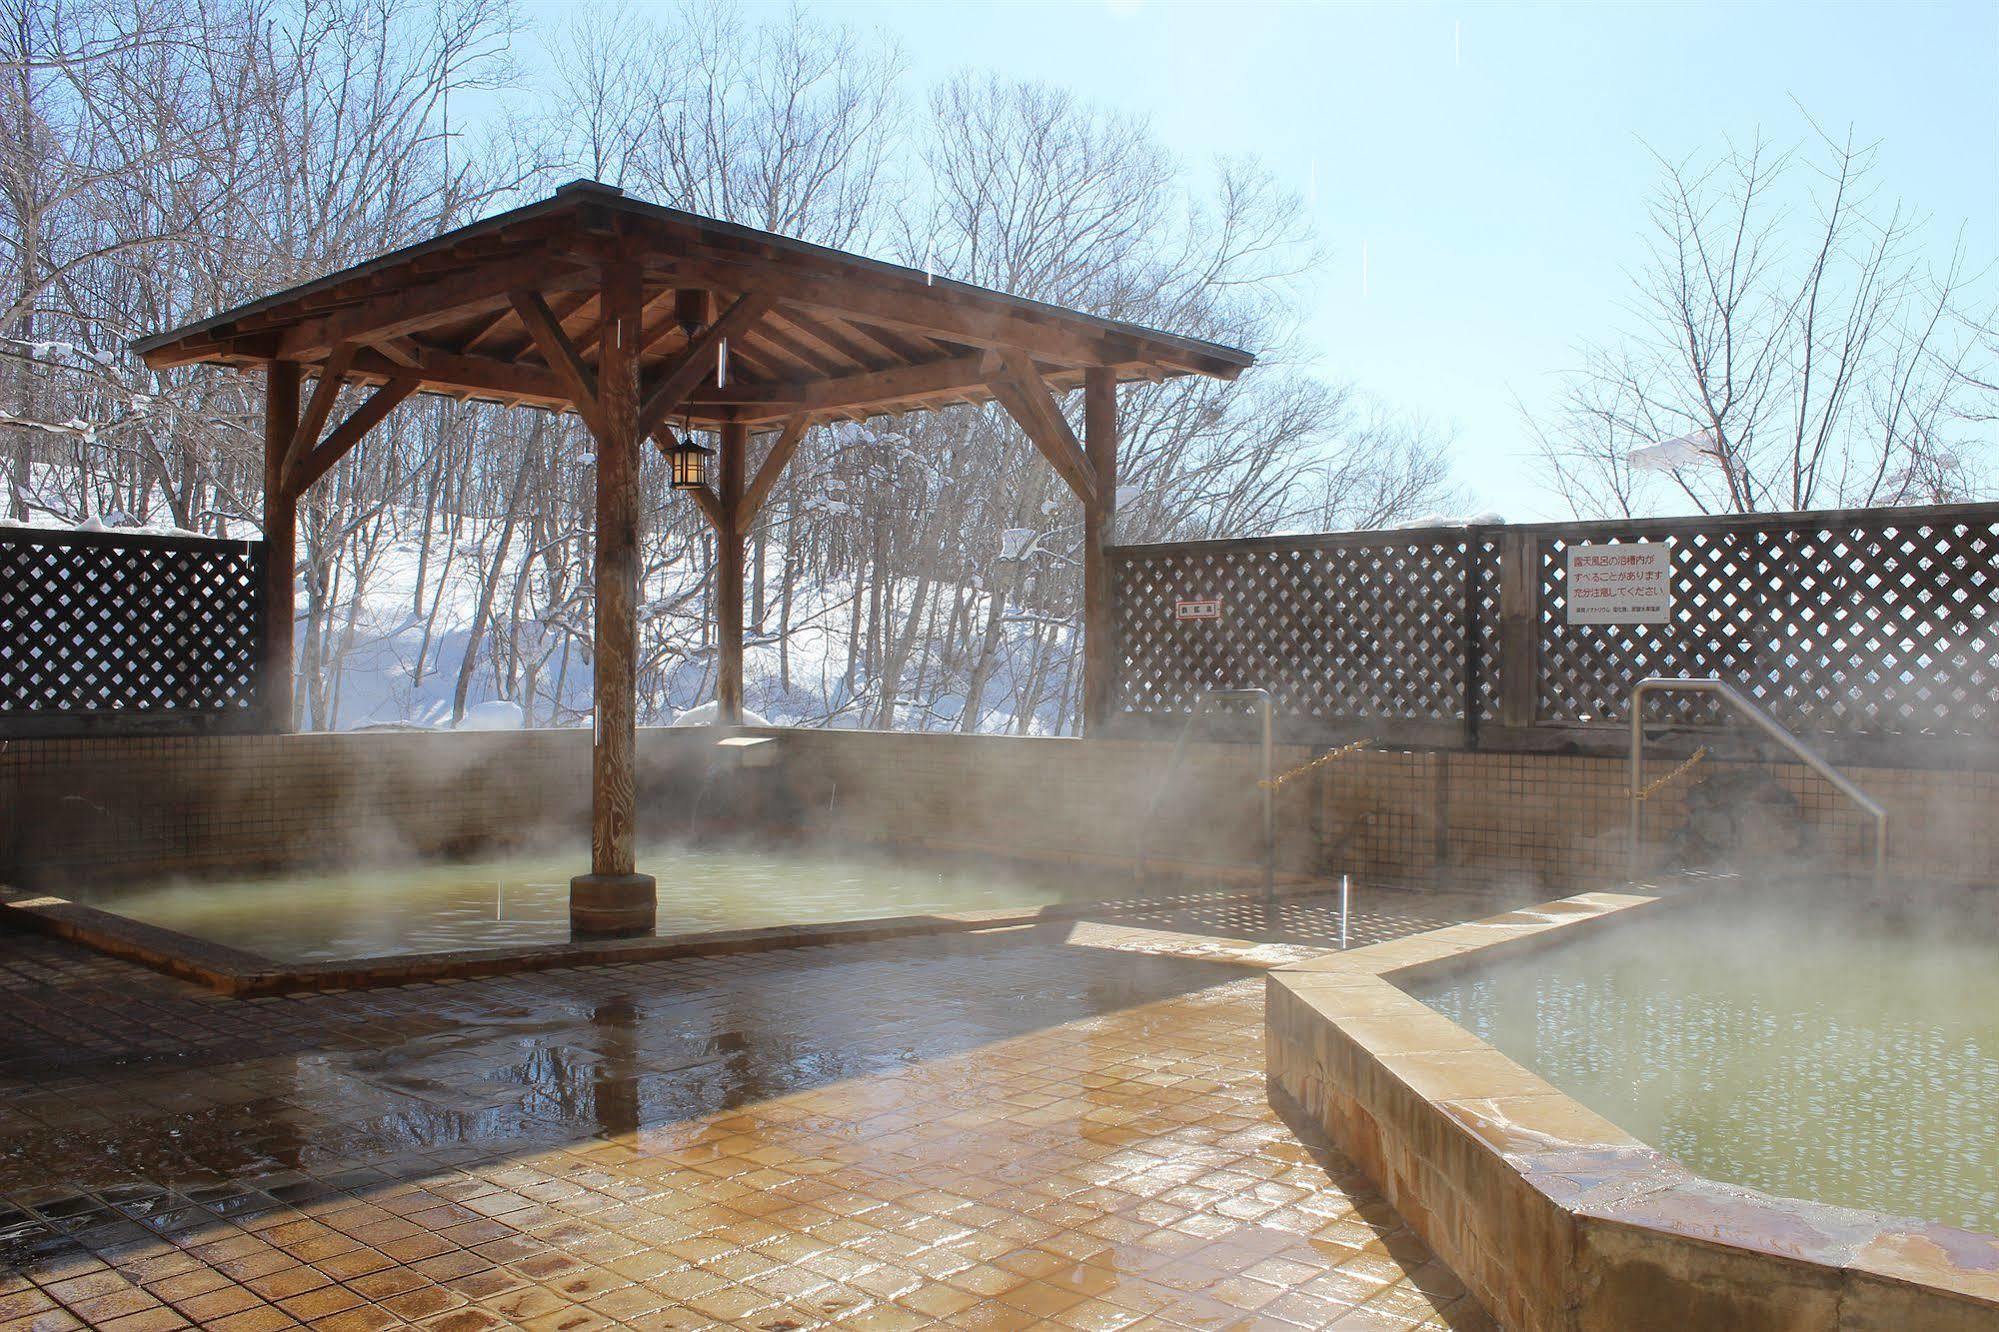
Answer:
[1565,542,1671,625]
[1175,598,1222,621]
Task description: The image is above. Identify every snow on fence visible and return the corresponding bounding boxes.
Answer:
[0,525,265,736]
[1111,502,1999,763]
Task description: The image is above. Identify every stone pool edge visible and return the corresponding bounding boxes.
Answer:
[1264,884,1999,1332]
[1,875,1326,997]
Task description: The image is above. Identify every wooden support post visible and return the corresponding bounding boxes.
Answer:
[1082,368,1118,735]
[716,420,748,724]
[260,361,300,734]
[1497,528,1540,729]
[570,262,657,937]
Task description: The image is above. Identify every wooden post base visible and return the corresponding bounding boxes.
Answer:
[569,873,657,937]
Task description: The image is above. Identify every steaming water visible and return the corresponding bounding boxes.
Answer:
[66,846,1156,964]
[1411,892,1999,1234]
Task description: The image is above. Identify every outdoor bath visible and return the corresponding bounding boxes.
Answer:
[1266,878,1999,1330]
[1410,882,1999,1236]
[40,842,1178,964]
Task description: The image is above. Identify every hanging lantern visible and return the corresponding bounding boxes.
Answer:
[661,432,714,490]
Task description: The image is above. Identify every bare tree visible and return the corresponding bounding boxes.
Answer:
[1534,124,1992,517]
[4,0,1459,737]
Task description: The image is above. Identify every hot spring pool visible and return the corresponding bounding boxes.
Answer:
[1410,889,1999,1234]
[63,845,1158,965]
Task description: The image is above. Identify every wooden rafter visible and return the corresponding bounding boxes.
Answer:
[458,303,522,354]
[510,288,602,434]
[635,291,776,438]
[370,336,423,368]
[347,346,563,404]
[639,250,1139,371]
[760,311,859,374]
[270,255,590,361]
[742,353,988,414]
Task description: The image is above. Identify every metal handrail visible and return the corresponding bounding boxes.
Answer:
[1628,677,1887,886]
[1135,688,1275,899]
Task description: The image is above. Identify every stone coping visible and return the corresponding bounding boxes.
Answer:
[1265,882,1999,1331]
[0,869,1331,998]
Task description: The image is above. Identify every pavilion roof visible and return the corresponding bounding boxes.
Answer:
[133,180,1253,432]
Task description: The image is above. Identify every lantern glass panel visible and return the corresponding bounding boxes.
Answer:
[668,438,712,490]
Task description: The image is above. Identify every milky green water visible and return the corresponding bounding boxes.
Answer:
[68,846,1153,964]
[1411,893,1999,1234]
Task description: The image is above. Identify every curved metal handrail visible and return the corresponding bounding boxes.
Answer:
[1628,677,1887,886]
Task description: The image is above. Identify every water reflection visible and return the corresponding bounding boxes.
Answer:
[590,995,640,1136]
[0,923,1250,1262]
[402,937,1234,1150]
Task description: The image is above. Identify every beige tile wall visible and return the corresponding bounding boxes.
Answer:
[4,726,1992,890]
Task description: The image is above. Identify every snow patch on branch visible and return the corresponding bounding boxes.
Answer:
[1628,430,1723,474]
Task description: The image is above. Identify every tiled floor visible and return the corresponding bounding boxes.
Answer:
[0,885,1504,1330]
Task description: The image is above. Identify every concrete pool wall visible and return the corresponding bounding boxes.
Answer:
[1265,889,1999,1331]
[4,726,1996,891]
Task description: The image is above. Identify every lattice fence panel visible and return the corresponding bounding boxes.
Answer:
[1472,532,1504,722]
[1113,532,1473,729]
[1536,514,1998,738]
[0,528,264,727]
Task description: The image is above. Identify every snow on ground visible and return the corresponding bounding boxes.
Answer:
[13,488,1085,737]
[455,699,525,730]
[670,701,772,727]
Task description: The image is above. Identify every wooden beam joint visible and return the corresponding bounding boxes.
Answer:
[737,416,808,534]
[285,375,420,494]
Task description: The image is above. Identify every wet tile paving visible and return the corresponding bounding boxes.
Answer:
[0,886,1505,1330]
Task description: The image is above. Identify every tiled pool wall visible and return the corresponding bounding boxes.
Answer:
[1265,890,1999,1332]
[3,727,1995,891]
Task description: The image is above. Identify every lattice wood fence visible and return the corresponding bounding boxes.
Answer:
[1528,509,1998,740]
[0,527,265,736]
[1113,528,1493,747]
[1113,503,1999,758]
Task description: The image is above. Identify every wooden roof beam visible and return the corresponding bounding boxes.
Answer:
[347,346,567,405]
[705,353,990,415]
[563,238,1125,369]
[141,330,279,368]
[988,350,1097,507]
[370,336,423,368]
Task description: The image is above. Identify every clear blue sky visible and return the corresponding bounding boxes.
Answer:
[514,0,1998,518]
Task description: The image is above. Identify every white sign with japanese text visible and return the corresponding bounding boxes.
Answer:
[1565,542,1672,625]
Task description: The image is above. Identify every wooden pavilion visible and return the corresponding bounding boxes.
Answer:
[134,180,1254,935]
